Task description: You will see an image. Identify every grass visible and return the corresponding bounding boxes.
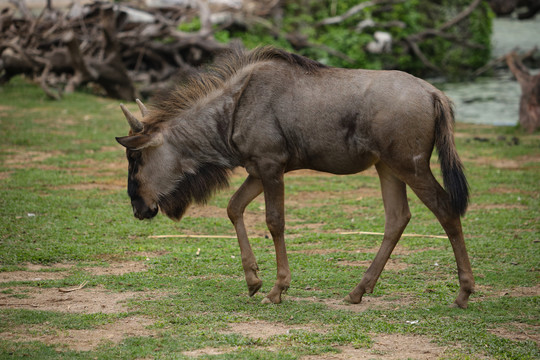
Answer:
[0,77,539,359]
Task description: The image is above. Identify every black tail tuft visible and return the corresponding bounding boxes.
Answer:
[440,157,469,216]
[433,93,469,216]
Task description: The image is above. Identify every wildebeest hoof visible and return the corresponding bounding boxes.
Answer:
[248,281,262,297]
[452,289,471,309]
[343,294,362,304]
[261,290,282,304]
[451,300,468,309]
[261,296,281,304]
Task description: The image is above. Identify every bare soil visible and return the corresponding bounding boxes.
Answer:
[336,258,409,271]
[287,292,417,312]
[1,250,537,355]
[221,320,326,340]
[182,346,234,357]
[215,321,446,359]
[468,203,528,210]
[181,334,446,359]
[286,188,381,208]
[0,261,156,315]
[469,153,540,170]
[0,285,151,314]
[303,334,447,359]
[1,316,155,352]
[3,149,63,169]
[0,261,162,351]
[0,261,148,283]
[488,322,540,346]
[289,244,443,257]
[0,269,67,283]
[475,283,540,300]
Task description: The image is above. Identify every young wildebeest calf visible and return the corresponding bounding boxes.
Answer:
[116,47,474,308]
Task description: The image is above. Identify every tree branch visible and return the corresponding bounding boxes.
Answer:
[317,0,386,26]
[408,0,483,42]
[404,0,484,73]
[8,0,33,20]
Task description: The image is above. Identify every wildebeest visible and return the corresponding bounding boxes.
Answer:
[116,46,474,308]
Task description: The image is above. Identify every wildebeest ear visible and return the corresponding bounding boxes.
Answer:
[115,133,163,150]
[228,70,253,106]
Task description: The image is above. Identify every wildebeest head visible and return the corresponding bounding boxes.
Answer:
[115,100,230,221]
[115,100,164,220]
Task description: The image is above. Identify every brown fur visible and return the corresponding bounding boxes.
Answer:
[116,47,474,309]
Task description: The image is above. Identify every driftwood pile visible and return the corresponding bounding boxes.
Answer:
[0,0,277,100]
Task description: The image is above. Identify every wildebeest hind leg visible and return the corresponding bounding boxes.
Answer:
[406,171,474,308]
[227,175,264,297]
[345,163,411,304]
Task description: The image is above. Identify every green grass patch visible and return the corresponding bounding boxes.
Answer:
[0,77,538,359]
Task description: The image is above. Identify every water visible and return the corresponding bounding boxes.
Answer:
[442,72,522,126]
[442,17,540,126]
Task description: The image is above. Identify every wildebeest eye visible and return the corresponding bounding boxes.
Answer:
[126,149,142,199]
[126,150,142,183]
[127,150,142,162]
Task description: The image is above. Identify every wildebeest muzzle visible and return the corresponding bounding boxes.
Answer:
[131,197,158,220]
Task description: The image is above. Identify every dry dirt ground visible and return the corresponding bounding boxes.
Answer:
[188,320,448,359]
[1,260,538,356]
[0,261,158,351]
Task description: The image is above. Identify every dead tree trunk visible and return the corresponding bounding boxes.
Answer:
[506,52,540,133]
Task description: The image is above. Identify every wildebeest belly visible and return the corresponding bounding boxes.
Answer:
[282,118,380,174]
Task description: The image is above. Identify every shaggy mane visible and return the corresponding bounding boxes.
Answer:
[158,162,231,221]
[145,47,327,125]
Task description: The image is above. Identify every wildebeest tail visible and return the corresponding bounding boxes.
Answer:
[432,93,469,216]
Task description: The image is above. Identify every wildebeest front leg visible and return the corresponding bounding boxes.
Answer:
[227,175,264,297]
[260,170,290,304]
[346,164,411,304]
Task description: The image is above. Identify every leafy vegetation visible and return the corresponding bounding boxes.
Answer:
[211,0,493,78]
[0,77,538,359]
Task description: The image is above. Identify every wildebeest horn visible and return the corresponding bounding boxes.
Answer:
[136,98,149,117]
[120,104,143,133]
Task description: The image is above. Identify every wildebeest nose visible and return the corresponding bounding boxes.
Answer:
[131,199,158,220]
[133,206,158,220]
